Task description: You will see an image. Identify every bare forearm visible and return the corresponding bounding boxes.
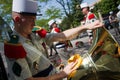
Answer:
[49,20,103,42]
[26,56,81,80]
[47,71,67,80]
[60,20,103,41]
[62,25,86,40]
[50,25,87,42]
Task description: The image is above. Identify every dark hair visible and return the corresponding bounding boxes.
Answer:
[49,26,53,30]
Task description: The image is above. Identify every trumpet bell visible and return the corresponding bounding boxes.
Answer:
[70,27,120,80]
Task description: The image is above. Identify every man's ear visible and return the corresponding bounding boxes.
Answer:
[14,16,20,22]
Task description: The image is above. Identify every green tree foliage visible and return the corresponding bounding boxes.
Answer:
[36,6,61,30]
[55,0,83,30]
[0,0,12,24]
[38,0,83,30]
[36,19,49,30]
[45,6,61,19]
[94,0,120,17]
[70,0,84,27]
[39,0,50,3]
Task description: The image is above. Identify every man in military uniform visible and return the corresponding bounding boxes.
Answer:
[109,11,120,35]
[80,2,97,45]
[48,19,60,56]
[0,0,103,80]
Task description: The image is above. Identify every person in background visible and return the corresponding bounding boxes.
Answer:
[48,19,60,56]
[109,11,120,35]
[80,2,97,45]
[0,0,103,80]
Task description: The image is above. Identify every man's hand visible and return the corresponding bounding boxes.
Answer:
[63,60,78,75]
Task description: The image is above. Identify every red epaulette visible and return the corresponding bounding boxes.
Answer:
[36,29,47,38]
[54,28,60,33]
[88,13,95,20]
[4,42,27,59]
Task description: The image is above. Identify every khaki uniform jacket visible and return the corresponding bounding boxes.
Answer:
[0,30,57,80]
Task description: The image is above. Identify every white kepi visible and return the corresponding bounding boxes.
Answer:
[80,2,89,9]
[12,0,38,15]
[48,19,56,26]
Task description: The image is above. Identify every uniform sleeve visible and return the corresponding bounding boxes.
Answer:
[45,32,63,46]
[45,33,55,46]
[16,58,32,79]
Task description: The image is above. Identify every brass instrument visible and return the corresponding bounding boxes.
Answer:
[70,11,120,80]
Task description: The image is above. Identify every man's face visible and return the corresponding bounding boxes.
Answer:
[81,7,88,15]
[52,23,57,28]
[19,15,36,35]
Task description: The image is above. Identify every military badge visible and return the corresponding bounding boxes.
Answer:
[12,62,22,77]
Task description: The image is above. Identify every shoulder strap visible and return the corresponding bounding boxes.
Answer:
[4,35,27,59]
